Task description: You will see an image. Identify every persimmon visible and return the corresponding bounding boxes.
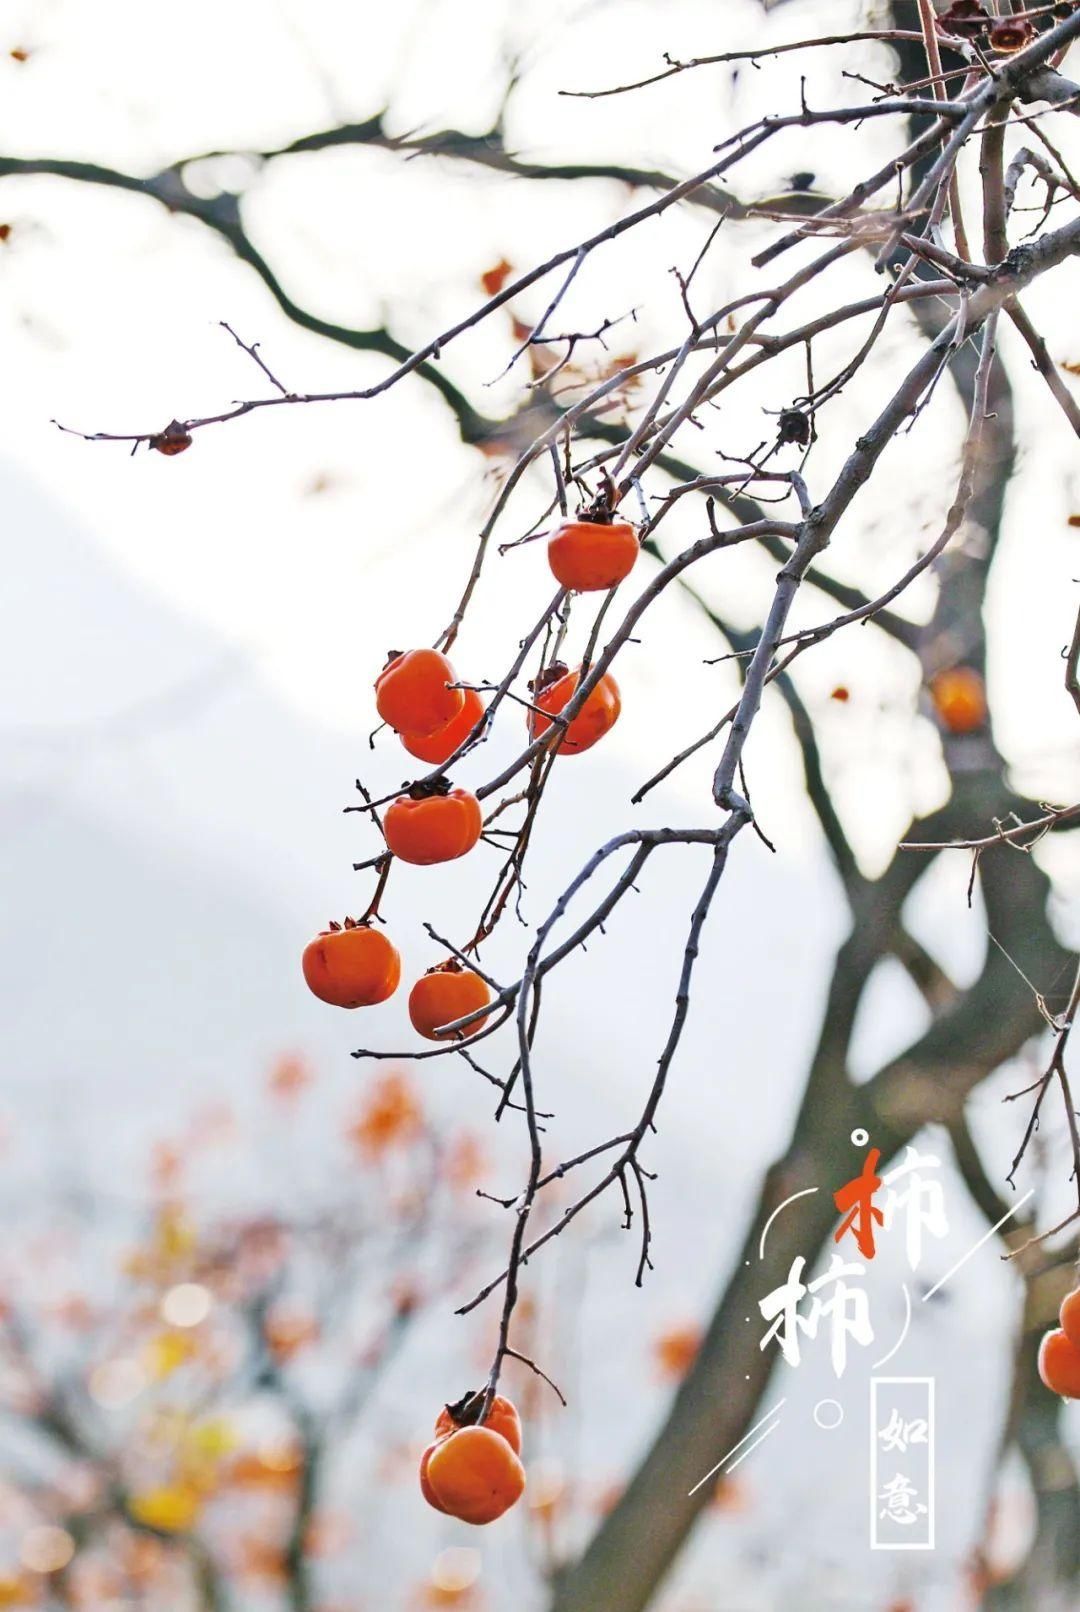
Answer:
[547,517,639,593]
[929,666,987,734]
[302,919,400,1007]
[150,420,193,456]
[403,687,485,765]
[384,782,483,865]
[528,663,621,755]
[376,649,463,737]
[1038,1328,1080,1398]
[433,1391,521,1455]
[419,1444,448,1513]
[423,1427,526,1525]
[409,963,492,1041]
[1060,1286,1080,1350]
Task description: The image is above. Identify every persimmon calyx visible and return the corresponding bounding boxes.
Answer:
[444,1388,488,1428]
[577,466,623,522]
[528,661,569,695]
[403,774,454,800]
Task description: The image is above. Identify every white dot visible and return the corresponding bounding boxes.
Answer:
[160,1283,212,1328]
[21,1526,75,1574]
[850,1128,869,1148]
[88,1357,146,1408]
[432,1547,481,1593]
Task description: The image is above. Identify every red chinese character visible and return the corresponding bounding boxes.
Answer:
[834,1147,883,1259]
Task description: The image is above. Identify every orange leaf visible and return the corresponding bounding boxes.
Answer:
[347,1070,423,1158]
[652,1323,701,1381]
[480,258,513,296]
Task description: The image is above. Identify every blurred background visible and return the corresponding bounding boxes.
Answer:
[2,1,1080,1608]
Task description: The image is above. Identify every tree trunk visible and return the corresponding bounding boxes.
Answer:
[550,781,1074,1612]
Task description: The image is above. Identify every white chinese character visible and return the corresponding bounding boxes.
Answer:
[881,1146,948,1270]
[878,1407,929,1455]
[759,1253,873,1376]
[878,1471,928,1526]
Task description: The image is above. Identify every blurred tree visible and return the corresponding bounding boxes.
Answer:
[0,1063,503,1610]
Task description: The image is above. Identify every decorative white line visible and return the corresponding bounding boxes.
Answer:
[921,1188,1035,1302]
[723,1416,781,1474]
[758,1187,819,1259]
[687,1399,786,1497]
[871,1282,911,1368]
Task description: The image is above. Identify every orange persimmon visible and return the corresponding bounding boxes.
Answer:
[302,920,400,1007]
[423,1427,526,1525]
[419,1443,449,1513]
[547,517,639,593]
[409,963,492,1041]
[403,687,485,765]
[1060,1287,1080,1350]
[384,784,483,865]
[1038,1328,1080,1398]
[434,1391,521,1456]
[529,664,621,755]
[376,649,463,737]
[929,666,987,734]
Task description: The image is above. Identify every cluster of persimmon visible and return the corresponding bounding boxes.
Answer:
[419,1392,526,1525]
[301,514,638,1040]
[1038,1285,1080,1400]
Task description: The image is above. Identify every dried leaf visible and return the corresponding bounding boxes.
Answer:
[480,257,514,296]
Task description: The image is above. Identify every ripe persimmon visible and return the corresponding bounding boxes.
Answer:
[384,782,483,865]
[1060,1286,1080,1350]
[376,649,463,737]
[403,687,485,765]
[423,1427,526,1525]
[434,1391,521,1455]
[929,666,987,734]
[419,1443,450,1513]
[409,963,492,1041]
[1038,1328,1080,1398]
[547,517,639,593]
[529,663,621,755]
[302,919,400,1007]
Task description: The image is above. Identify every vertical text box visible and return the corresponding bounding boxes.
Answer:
[870,1376,934,1550]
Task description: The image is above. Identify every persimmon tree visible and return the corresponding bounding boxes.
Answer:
[10,0,1080,1605]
